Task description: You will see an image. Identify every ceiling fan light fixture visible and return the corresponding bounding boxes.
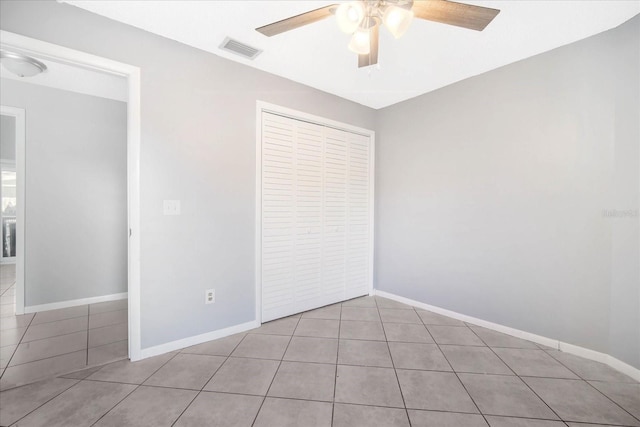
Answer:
[348,28,370,55]
[383,5,414,39]
[336,1,365,34]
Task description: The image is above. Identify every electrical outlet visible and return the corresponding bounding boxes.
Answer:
[205,289,215,304]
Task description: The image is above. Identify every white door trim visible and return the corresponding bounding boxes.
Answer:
[0,106,25,313]
[255,101,375,324]
[0,30,143,361]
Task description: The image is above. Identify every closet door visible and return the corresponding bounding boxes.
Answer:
[322,128,348,302]
[261,113,297,320]
[261,111,371,322]
[346,132,371,299]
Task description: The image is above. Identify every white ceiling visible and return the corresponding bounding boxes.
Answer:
[63,1,639,109]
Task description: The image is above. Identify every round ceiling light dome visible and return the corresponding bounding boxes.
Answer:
[1,51,47,78]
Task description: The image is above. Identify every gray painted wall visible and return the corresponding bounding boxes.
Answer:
[375,16,639,368]
[0,1,376,348]
[1,115,16,161]
[0,79,128,306]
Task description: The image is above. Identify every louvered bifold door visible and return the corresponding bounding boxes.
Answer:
[345,132,371,299]
[261,112,371,322]
[261,113,297,321]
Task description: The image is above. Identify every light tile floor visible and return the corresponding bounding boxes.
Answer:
[0,295,638,426]
[0,265,128,390]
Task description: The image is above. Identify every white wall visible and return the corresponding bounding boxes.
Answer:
[0,79,128,307]
[0,115,16,161]
[0,1,376,349]
[375,15,639,369]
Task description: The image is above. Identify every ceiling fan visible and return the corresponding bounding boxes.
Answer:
[256,0,500,68]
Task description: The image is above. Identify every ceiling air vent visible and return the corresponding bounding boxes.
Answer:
[219,37,262,60]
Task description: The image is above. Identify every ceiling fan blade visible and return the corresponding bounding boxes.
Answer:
[412,0,500,31]
[256,4,339,37]
[358,24,379,68]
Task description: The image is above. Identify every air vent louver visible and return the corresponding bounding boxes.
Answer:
[219,37,262,60]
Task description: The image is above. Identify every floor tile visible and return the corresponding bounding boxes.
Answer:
[333,403,410,427]
[485,416,565,426]
[89,299,128,315]
[31,306,88,325]
[523,377,640,425]
[0,326,25,347]
[88,352,176,384]
[389,342,451,371]
[231,333,290,360]
[1,344,16,368]
[375,297,413,309]
[143,353,225,390]
[340,320,386,341]
[294,318,340,338]
[397,369,477,413]
[60,365,105,380]
[408,409,488,426]
[335,365,405,408]
[283,336,338,364]
[174,391,263,427]
[341,306,380,322]
[0,350,87,390]
[268,361,335,401]
[428,325,485,346]
[459,373,558,419]
[301,304,341,320]
[0,377,78,426]
[440,345,513,375]
[13,379,136,427]
[469,326,539,349]
[88,339,128,365]
[416,310,466,326]
[21,316,88,343]
[88,322,128,348]
[9,330,87,366]
[203,356,279,395]
[342,296,377,308]
[253,397,332,427]
[492,348,579,379]
[250,316,299,336]
[379,308,422,324]
[0,313,34,330]
[181,333,245,357]
[383,323,433,343]
[589,380,640,419]
[546,350,638,383]
[339,339,393,367]
[89,309,127,329]
[94,385,197,427]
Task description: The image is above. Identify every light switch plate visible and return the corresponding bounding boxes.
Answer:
[163,200,181,215]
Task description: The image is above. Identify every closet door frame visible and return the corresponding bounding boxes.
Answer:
[255,101,375,324]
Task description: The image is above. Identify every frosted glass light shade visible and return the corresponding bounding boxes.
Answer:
[383,5,414,38]
[0,51,47,77]
[348,29,370,55]
[336,2,365,34]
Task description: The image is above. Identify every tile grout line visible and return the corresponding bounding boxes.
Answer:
[330,300,343,426]
[250,312,303,427]
[541,350,640,424]
[170,333,249,427]
[1,309,37,382]
[87,349,181,427]
[424,310,491,426]
[465,325,565,423]
[374,297,413,427]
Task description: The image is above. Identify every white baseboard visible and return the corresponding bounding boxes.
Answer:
[24,292,128,314]
[374,290,640,382]
[139,320,260,360]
